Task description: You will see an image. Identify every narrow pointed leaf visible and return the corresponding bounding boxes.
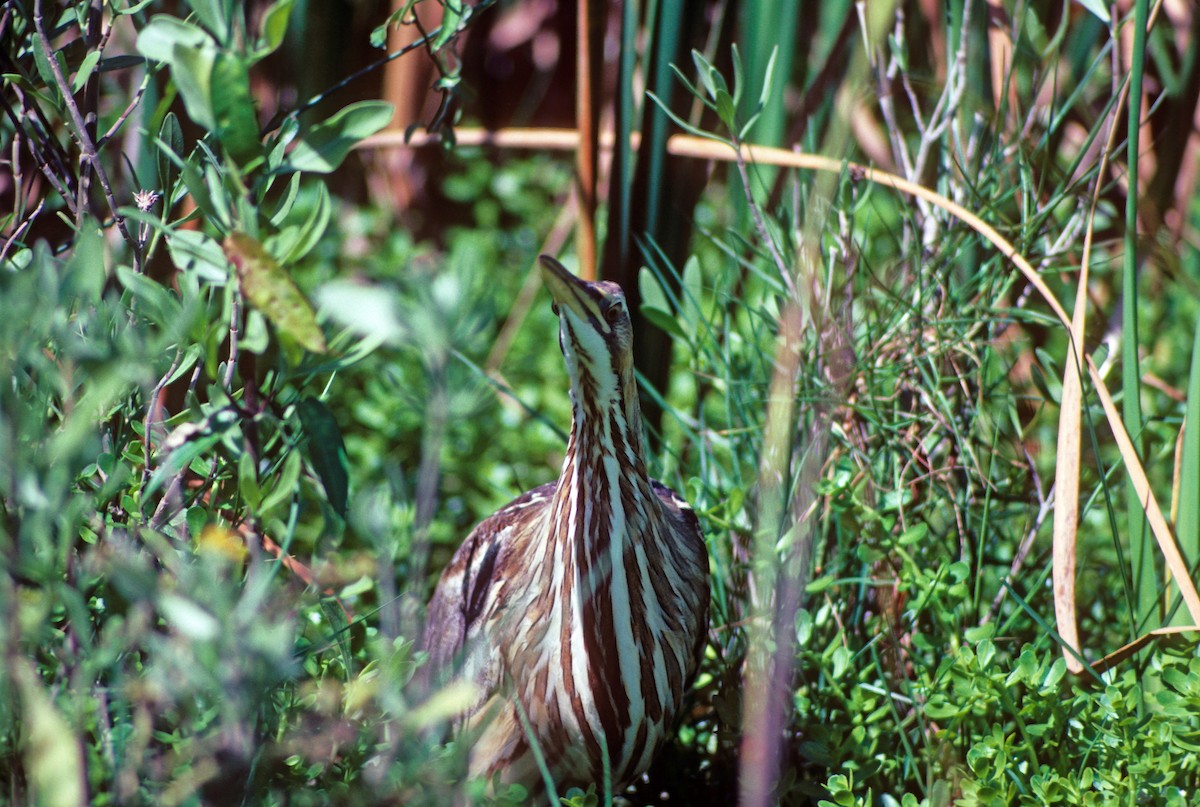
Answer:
[297,396,349,517]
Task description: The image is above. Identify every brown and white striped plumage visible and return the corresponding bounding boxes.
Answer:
[422,256,709,797]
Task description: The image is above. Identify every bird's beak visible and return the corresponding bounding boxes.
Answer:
[539,255,601,323]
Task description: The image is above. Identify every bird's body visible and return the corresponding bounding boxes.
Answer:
[421,256,709,797]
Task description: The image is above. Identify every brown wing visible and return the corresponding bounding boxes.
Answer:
[420,483,555,688]
[650,479,710,681]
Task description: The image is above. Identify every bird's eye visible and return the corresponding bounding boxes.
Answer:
[604,303,622,324]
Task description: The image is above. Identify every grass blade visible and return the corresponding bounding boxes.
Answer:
[1124,0,1155,632]
[1171,317,1200,625]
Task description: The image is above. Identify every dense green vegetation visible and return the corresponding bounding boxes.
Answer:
[4,0,1200,805]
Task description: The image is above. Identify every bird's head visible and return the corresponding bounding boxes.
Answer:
[539,255,635,411]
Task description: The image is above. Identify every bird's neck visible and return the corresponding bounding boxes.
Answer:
[551,375,657,559]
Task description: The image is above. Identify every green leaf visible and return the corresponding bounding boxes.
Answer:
[136,17,227,134]
[211,53,261,164]
[268,172,302,227]
[71,49,101,93]
[265,116,299,172]
[284,101,394,174]
[638,266,686,339]
[432,1,463,50]
[238,450,261,509]
[179,153,222,226]
[642,307,685,340]
[144,429,222,501]
[831,644,851,679]
[268,182,331,264]
[321,598,354,672]
[715,89,736,129]
[898,522,928,546]
[259,449,303,513]
[136,15,211,63]
[157,112,184,194]
[241,308,270,353]
[116,0,158,14]
[681,255,702,321]
[315,281,406,345]
[66,218,107,299]
[260,0,295,55]
[638,265,671,312]
[692,49,716,98]
[664,65,706,113]
[159,593,220,640]
[730,42,744,106]
[31,39,64,106]
[204,160,233,228]
[923,696,962,720]
[170,39,218,130]
[223,232,327,353]
[297,397,349,517]
[98,54,146,73]
[1073,0,1110,23]
[167,229,229,284]
[646,90,727,145]
[1042,657,1067,689]
[758,46,779,109]
[185,0,233,44]
[806,574,835,594]
[964,623,995,643]
[117,265,182,325]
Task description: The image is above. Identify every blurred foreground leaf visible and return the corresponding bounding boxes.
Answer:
[13,659,86,807]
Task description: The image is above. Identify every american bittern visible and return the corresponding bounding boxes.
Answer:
[421,255,710,797]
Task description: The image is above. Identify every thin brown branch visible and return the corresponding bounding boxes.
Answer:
[730,132,796,300]
[33,0,140,270]
[142,347,184,488]
[0,198,45,265]
[0,89,77,214]
[99,74,152,147]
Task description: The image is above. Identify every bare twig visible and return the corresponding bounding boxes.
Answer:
[224,292,241,390]
[267,3,484,134]
[149,291,242,531]
[0,199,46,265]
[99,73,152,147]
[0,88,77,214]
[730,132,796,300]
[148,469,186,532]
[142,347,184,488]
[197,291,245,511]
[33,0,140,270]
[986,473,1054,624]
